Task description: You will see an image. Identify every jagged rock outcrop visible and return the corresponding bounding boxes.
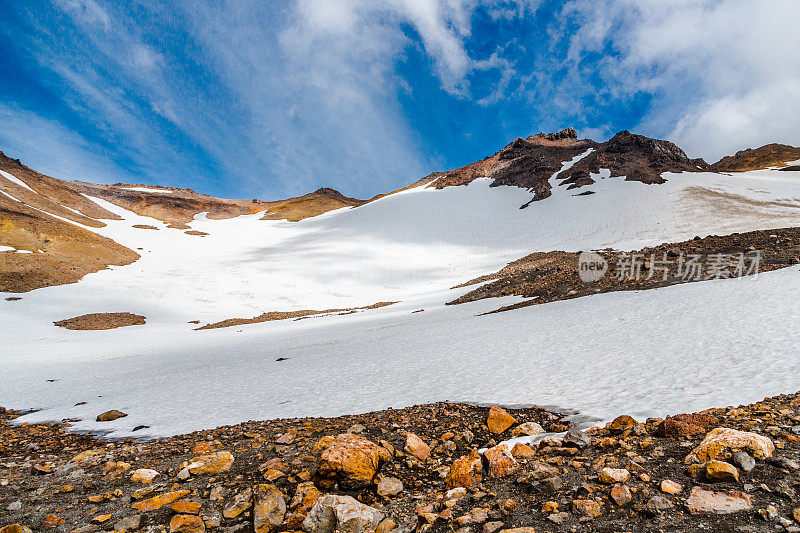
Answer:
[558,130,709,188]
[431,128,711,203]
[432,127,596,201]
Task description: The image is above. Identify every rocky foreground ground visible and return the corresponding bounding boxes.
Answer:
[4,394,800,533]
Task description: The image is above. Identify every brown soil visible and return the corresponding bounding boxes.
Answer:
[0,151,369,293]
[2,150,366,232]
[260,188,366,222]
[53,313,147,331]
[3,391,800,532]
[711,144,800,172]
[196,302,397,330]
[0,204,139,293]
[183,230,208,236]
[449,227,800,313]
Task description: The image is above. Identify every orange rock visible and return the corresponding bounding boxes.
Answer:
[130,469,159,483]
[92,515,112,523]
[446,450,483,489]
[705,460,739,482]
[192,441,221,454]
[312,435,337,454]
[685,428,775,464]
[263,469,285,482]
[42,514,64,528]
[169,514,205,533]
[223,487,253,519]
[0,526,32,533]
[315,433,390,488]
[685,487,752,515]
[71,448,105,463]
[484,444,519,478]
[404,433,430,461]
[132,490,191,511]
[487,406,516,434]
[510,443,535,460]
[185,451,234,475]
[598,467,630,484]
[607,415,637,433]
[572,499,602,518]
[284,481,322,529]
[660,480,682,494]
[253,484,286,533]
[610,484,632,506]
[541,501,558,513]
[656,414,719,438]
[171,501,202,515]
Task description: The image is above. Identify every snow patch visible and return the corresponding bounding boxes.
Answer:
[122,187,171,193]
[0,170,37,194]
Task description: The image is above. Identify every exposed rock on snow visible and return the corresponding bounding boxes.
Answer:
[96,410,128,422]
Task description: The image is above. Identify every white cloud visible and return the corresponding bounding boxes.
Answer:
[560,0,800,160]
[56,0,111,30]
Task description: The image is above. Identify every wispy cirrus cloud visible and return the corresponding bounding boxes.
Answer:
[0,0,533,199]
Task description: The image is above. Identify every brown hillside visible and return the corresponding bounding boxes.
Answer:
[711,143,800,172]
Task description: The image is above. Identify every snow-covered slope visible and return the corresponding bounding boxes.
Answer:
[2,164,800,437]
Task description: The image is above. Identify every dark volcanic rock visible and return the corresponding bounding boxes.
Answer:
[559,130,709,187]
[432,128,711,203]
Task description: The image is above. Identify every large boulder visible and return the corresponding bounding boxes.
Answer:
[446,450,483,489]
[487,406,516,434]
[656,413,719,438]
[254,484,286,533]
[302,495,383,533]
[510,422,545,437]
[685,427,775,464]
[315,434,390,489]
[685,487,752,515]
[403,433,430,461]
[185,451,235,475]
[483,444,518,478]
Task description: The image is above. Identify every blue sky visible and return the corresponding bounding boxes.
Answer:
[1,1,798,200]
